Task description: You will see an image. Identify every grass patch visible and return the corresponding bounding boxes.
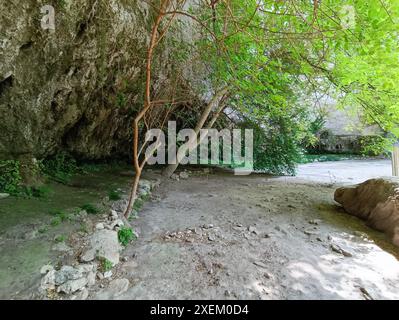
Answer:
[79,222,88,234]
[22,185,52,199]
[38,226,49,234]
[54,235,66,243]
[49,210,70,222]
[133,198,144,212]
[118,227,137,246]
[100,258,113,272]
[108,189,122,201]
[298,153,364,164]
[49,209,70,226]
[32,186,52,198]
[40,152,77,184]
[50,216,62,227]
[80,203,100,214]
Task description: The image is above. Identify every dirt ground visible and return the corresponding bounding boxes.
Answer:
[115,162,399,300]
[1,160,399,300]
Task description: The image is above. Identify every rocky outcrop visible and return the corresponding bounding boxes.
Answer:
[81,229,121,266]
[38,176,158,300]
[0,0,200,166]
[334,178,399,246]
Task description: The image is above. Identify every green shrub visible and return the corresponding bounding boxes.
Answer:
[49,210,69,221]
[31,186,52,198]
[100,258,113,272]
[50,216,62,227]
[133,198,144,211]
[0,160,22,195]
[239,119,302,176]
[359,135,390,156]
[40,152,77,184]
[108,189,122,201]
[38,226,49,234]
[80,203,100,214]
[118,227,137,246]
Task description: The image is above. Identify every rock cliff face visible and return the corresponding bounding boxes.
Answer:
[0,0,198,167]
[335,178,399,246]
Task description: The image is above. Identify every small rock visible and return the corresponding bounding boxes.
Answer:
[330,244,353,257]
[179,172,189,180]
[103,271,113,279]
[40,270,56,290]
[87,271,96,286]
[248,226,259,235]
[170,174,180,181]
[80,249,96,263]
[0,193,10,200]
[208,234,216,242]
[54,266,83,285]
[58,278,88,294]
[122,256,129,262]
[40,265,54,275]
[359,287,373,300]
[309,219,322,225]
[76,263,96,273]
[274,226,287,235]
[253,261,268,269]
[24,230,38,240]
[304,229,319,236]
[96,223,105,230]
[78,210,88,219]
[110,210,118,218]
[353,231,366,238]
[109,219,124,230]
[97,272,104,280]
[71,288,89,300]
[52,242,72,252]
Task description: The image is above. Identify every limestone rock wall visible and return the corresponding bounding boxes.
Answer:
[0,0,199,164]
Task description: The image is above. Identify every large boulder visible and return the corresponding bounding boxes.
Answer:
[81,229,121,266]
[334,177,399,246]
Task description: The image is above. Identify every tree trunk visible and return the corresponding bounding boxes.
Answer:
[393,142,399,176]
[162,87,229,178]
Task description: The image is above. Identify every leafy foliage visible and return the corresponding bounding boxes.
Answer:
[193,0,399,160]
[118,227,137,246]
[240,118,303,175]
[0,160,21,195]
[359,136,391,156]
[40,152,77,184]
[108,189,122,201]
[80,203,100,215]
[100,258,113,272]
